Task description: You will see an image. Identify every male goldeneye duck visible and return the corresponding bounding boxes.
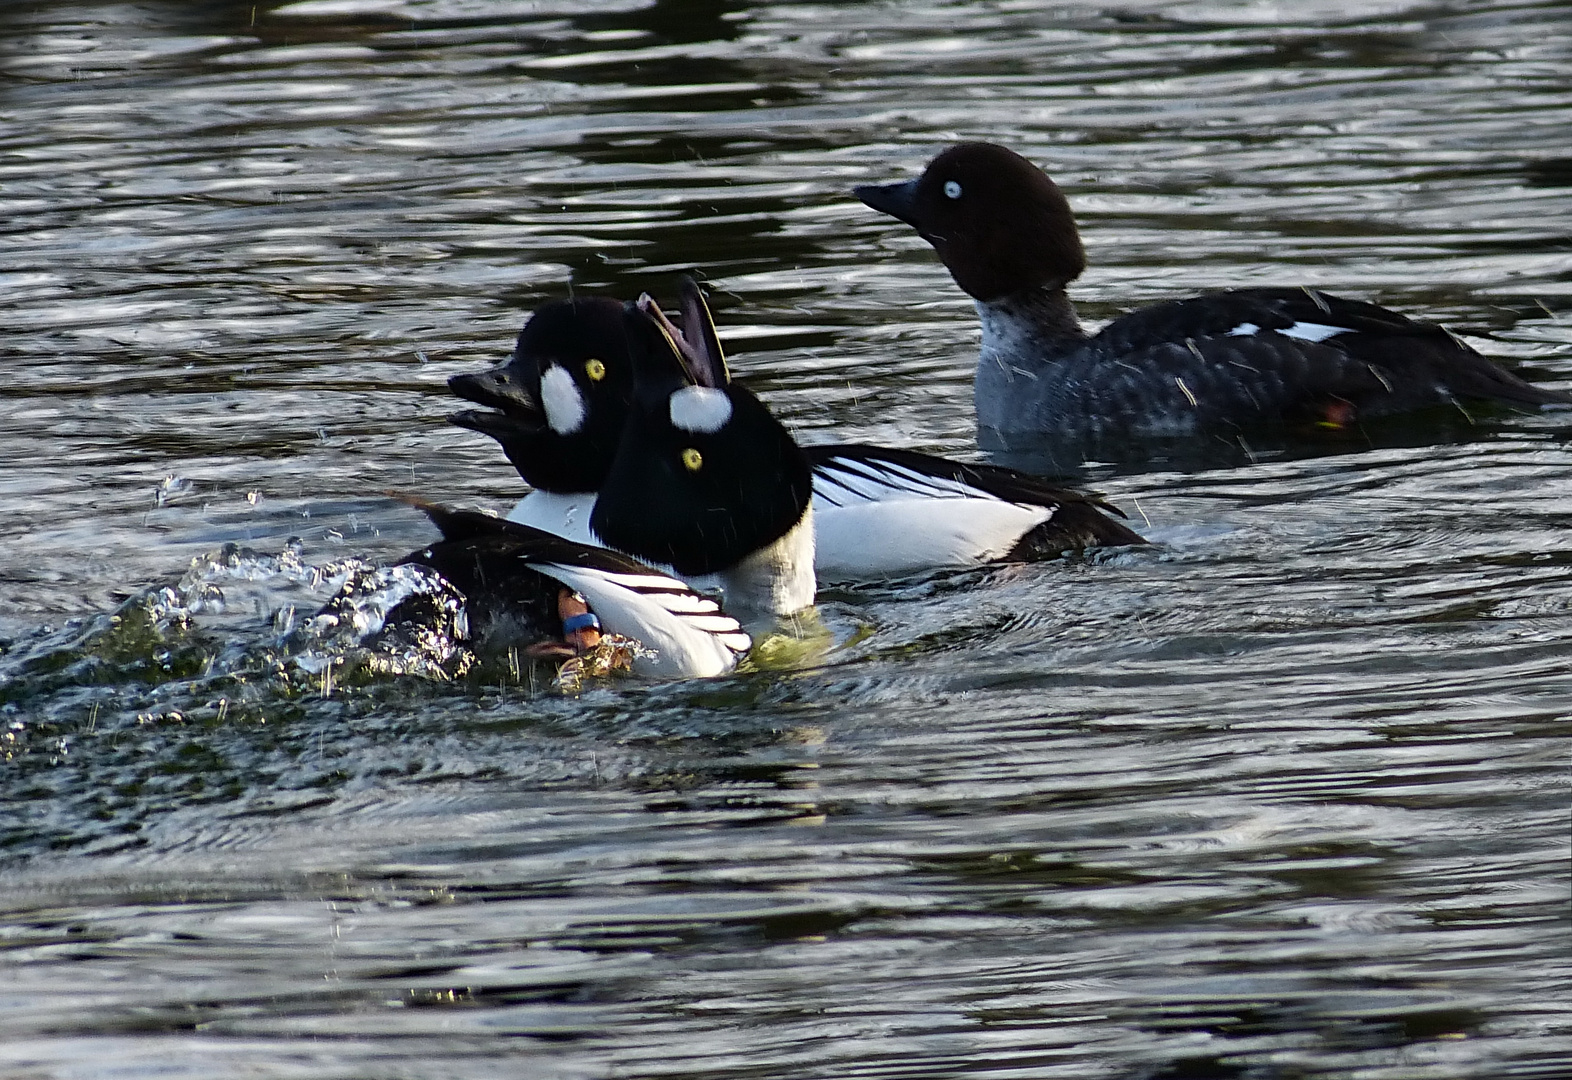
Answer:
[595,286,817,624]
[448,294,656,546]
[397,296,817,678]
[449,279,1145,580]
[855,142,1571,449]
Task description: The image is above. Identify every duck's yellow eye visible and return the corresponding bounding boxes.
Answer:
[584,358,606,382]
[681,448,703,472]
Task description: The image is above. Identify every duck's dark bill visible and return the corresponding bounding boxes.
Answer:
[637,292,710,387]
[854,179,920,227]
[447,407,541,439]
[675,277,730,388]
[448,368,541,416]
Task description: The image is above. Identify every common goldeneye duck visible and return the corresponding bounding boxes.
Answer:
[448,294,659,546]
[450,280,1145,580]
[596,285,817,624]
[401,504,751,680]
[398,294,817,678]
[855,141,1571,449]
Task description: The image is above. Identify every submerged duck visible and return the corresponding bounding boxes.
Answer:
[449,280,1144,581]
[401,506,753,679]
[855,142,1570,449]
[403,293,816,679]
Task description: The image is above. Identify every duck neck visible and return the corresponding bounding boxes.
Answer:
[976,283,1086,374]
[974,283,1086,437]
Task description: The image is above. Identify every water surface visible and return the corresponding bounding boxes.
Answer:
[2,1,1570,1077]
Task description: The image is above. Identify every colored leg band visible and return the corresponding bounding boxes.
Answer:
[562,611,601,634]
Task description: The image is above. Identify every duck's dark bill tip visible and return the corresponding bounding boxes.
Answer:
[676,277,729,389]
[636,292,673,339]
[447,407,540,438]
[854,179,919,225]
[637,291,714,387]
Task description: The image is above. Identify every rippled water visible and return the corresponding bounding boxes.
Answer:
[3,1,1570,1077]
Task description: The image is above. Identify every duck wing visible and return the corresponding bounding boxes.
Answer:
[1089,288,1569,426]
[805,444,1145,578]
[404,504,751,678]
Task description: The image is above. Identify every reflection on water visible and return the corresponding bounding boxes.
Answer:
[1,1,1570,1078]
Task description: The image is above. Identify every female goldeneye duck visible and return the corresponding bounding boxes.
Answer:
[855,141,1572,449]
[398,503,752,680]
[449,279,1145,580]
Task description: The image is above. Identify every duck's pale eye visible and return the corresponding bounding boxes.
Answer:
[943,179,962,200]
[584,357,606,382]
[681,448,703,472]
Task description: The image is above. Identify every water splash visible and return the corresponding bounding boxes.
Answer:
[0,542,486,755]
[288,560,475,683]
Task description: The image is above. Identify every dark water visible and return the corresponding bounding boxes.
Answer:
[3,1,1571,1077]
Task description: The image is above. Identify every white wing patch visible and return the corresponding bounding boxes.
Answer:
[540,364,586,435]
[534,561,751,678]
[1278,321,1352,343]
[1226,322,1260,337]
[814,499,1054,579]
[507,490,600,547]
[809,455,1053,579]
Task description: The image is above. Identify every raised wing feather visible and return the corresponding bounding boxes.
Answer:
[404,504,750,678]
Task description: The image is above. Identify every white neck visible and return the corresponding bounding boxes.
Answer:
[699,506,816,627]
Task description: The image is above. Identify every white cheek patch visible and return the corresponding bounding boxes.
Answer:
[1279,321,1351,343]
[1227,322,1260,337]
[540,363,586,435]
[669,385,733,434]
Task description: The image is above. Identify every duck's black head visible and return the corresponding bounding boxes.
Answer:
[590,280,813,578]
[448,294,661,493]
[855,141,1085,303]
